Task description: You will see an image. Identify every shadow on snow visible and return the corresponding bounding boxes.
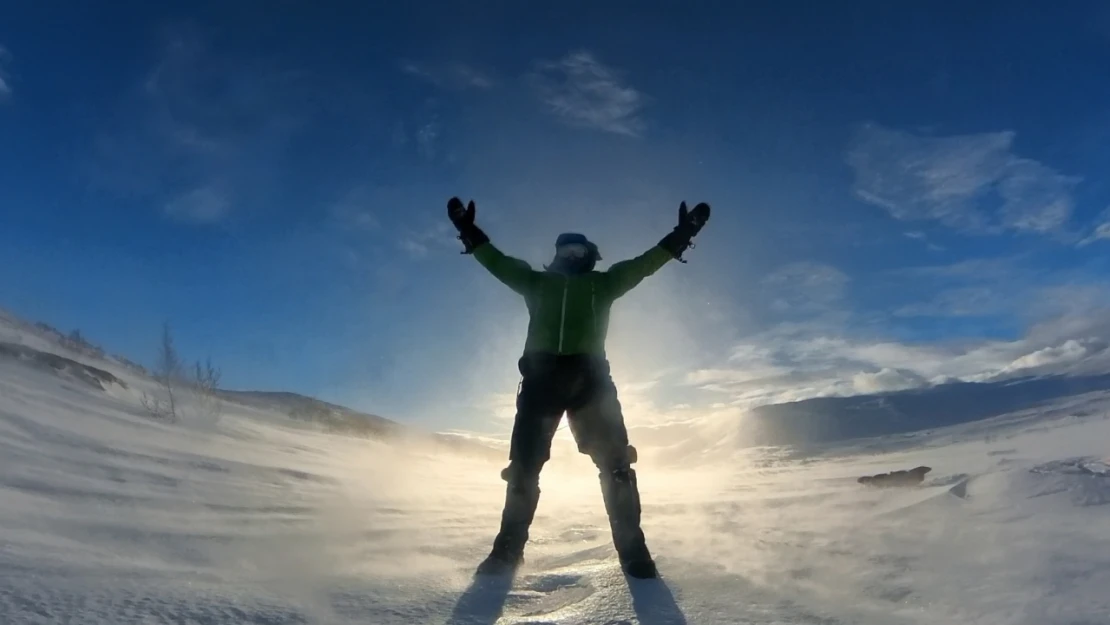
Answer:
[444,573,514,625]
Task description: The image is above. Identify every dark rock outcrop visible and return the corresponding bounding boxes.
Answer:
[0,341,126,391]
[858,465,932,487]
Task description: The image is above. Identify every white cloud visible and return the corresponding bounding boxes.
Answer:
[851,367,929,394]
[1078,207,1110,246]
[903,230,945,251]
[682,291,1110,409]
[1080,222,1110,246]
[529,51,646,136]
[993,338,1108,377]
[847,123,1080,236]
[642,248,1110,423]
[163,186,229,224]
[996,158,1076,233]
[686,365,790,388]
[400,60,494,90]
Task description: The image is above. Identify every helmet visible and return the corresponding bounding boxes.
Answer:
[548,232,601,274]
[554,232,601,260]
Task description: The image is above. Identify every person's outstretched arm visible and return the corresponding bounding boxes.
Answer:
[447,197,537,295]
[603,247,674,300]
[604,201,711,300]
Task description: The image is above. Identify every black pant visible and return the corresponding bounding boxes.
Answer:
[508,352,634,474]
[490,352,649,563]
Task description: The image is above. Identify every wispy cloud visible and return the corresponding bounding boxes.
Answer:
[895,255,1023,281]
[399,222,455,259]
[163,185,229,224]
[992,337,1110,378]
[1078,207,1110,246]
[328,187,380,231]
[416,118,441,160]
[85,26,313,224]
[761,261,849,314]
[684,310,1110,410]
[320,185,459,267]
[685,332,953,408]
[885,255,1039,319]
[400,60,494,90]
[677,270,1110,413]
[847,122,1081,237]
[894,286,1015,318]
[400,238,429,259]
[904,230,945,251]
[0,45,12,99]
[528,51,646,136]
[669,248,1110,413]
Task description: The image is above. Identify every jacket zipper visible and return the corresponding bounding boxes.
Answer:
[558,276,569,353]
[590,281,596,336]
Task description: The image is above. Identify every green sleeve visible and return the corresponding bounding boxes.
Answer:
[472,242,537,295]
[602,245,674,299]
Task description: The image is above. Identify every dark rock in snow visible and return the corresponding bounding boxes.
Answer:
[858,465,932,487]
[0,341,126,391]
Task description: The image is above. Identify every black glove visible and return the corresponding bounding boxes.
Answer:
[658,201,710,261]
[447,196,490,254]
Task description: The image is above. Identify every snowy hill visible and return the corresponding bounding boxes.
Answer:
[218,389,501,458]
[0,308,501,460]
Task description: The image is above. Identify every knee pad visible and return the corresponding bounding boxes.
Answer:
[500,462,541,493]
[591,444,638,473]
[610,466,636,484]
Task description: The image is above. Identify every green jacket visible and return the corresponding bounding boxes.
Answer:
[472,242,674,355]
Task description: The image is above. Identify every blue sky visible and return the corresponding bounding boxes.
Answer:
[4,1,1110,434]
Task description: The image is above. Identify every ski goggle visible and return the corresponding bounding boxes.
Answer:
[555,242,591,259]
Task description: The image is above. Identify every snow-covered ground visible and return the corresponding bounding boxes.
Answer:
[2,329,1110,624]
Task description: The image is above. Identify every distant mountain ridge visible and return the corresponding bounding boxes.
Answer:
[217,388,499,457]
[739,373,1110,446]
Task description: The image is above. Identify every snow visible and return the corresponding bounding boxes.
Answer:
[3,320,1110,624]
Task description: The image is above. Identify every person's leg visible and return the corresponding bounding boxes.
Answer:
[566,362,656,578]
[479,360,564,573]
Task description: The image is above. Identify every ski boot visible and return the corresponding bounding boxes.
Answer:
[476,531,525,575]
[618,540,658,579]
[477,466,541,576]
[600,466,658,579]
